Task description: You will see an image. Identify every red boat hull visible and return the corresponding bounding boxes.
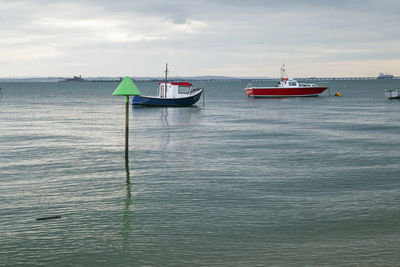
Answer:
[245,87,328,97]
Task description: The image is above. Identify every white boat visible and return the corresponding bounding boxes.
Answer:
[385,89,400,99]
[131,64,204,107]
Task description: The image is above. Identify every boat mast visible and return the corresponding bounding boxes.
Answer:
[164,62,168,84]
[281,64,288,79]
[159,62,169,98]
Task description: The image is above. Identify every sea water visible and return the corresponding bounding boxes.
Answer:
[1,79,400,266]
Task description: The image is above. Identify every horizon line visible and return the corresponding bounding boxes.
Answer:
[1,75,399,80]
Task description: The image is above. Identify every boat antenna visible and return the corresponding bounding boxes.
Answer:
[164,62,169,83]
[281,64,288,79]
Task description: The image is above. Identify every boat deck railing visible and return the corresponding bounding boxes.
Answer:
[298,83,319,87]
[246,83,253,88]
[190,87,203,94]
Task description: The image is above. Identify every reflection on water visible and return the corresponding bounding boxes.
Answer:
[131,106,202,149]
[160,108,170,147]
[121,183,133,245]
[132,106,201,126]
[160,107,201,126]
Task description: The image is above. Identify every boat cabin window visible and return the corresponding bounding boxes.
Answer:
[178,86,190,94]
[289,82,297,86]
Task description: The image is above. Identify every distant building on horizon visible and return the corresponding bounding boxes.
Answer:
[377,73,394,79]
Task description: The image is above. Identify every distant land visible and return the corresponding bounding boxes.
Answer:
[0,75,267,83]
[0,75,398,82]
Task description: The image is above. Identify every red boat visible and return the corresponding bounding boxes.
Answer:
[245,65,329,98]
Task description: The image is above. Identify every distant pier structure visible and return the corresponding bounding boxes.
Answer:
[136,76,396,83]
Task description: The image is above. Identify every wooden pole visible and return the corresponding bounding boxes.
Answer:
[112,77,141,184]
[125,96,130,184]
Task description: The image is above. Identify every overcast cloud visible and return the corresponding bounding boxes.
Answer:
[0,0,399,77]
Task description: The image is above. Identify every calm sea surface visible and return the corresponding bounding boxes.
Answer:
[1,79,400,266]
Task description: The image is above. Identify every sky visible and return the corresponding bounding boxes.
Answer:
[0,0,399,78]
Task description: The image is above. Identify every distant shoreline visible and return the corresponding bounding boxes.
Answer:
[0,76,399,83]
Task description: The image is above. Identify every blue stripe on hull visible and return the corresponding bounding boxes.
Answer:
[132,90,203,107]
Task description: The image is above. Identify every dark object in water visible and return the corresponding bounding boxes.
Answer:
[36,215,62,221]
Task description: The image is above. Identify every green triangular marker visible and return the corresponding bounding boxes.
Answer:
[112,76,142,96]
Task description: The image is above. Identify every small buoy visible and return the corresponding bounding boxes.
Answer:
[36,215,62,221]
[335,92,341,96]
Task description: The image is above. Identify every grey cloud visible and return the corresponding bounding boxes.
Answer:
[1,0,399,77]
